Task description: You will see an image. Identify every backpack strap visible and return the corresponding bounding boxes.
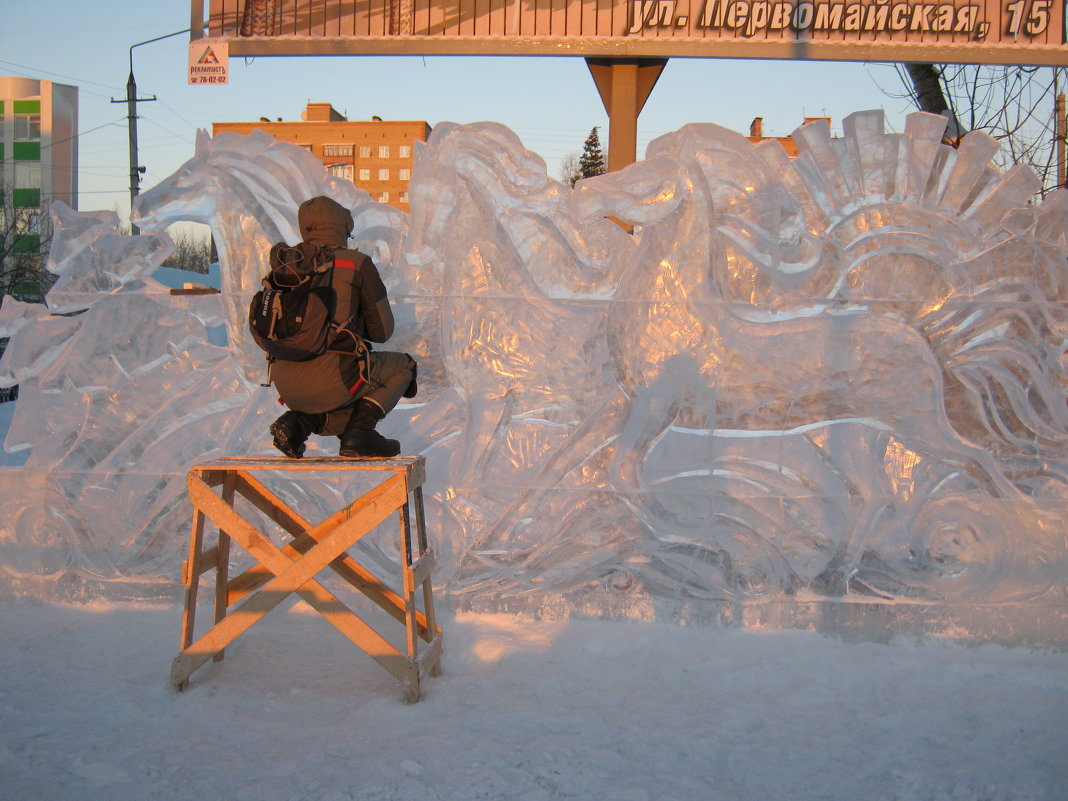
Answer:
[324,251,371,356]
[346,337,372,396]
[267,242,335,289]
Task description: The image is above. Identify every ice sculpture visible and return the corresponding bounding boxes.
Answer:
[0,111,1064,643]
[131,129,409,385]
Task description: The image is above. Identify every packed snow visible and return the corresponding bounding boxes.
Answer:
[0,597,1065,801]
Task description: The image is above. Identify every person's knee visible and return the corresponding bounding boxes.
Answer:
[402,354,418,398]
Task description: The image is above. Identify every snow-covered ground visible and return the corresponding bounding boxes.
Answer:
[0,596,1065,801]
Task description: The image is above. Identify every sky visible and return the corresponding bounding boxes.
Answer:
[3,2,916,229]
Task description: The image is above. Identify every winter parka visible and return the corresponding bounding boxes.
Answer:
[269,196,409,419]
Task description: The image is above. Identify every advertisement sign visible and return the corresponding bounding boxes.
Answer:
[188,39,229,85]
[191,0,1067,65]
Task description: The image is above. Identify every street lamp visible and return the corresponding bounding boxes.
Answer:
[111,29,188,234]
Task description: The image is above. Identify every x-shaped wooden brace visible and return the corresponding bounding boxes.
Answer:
[172,461,440,700]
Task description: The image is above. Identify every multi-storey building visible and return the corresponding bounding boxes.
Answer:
[747,116,833,157]
[213,102,430,212]
[0,77,79,263]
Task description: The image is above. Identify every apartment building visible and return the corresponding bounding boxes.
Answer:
[213,102,430,212]
[747,116,833,157]
[0,77,79,261]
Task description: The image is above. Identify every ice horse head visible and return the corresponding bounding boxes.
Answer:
[132,128,406,385]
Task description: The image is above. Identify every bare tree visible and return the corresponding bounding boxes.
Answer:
[1,183,55,402]
[895,64,1066,196]
[1,188,53,304]
[902,63,965,143]
[161,228,213,274]
[558,153,583,187]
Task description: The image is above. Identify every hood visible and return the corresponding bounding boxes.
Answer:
[297,196,354,246]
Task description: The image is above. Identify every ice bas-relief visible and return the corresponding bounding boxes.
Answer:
[0,112,1065,643]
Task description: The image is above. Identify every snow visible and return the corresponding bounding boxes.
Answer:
[1,598,1065,801]
[149,263,221,291]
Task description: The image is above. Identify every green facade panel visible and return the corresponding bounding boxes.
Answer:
[12,188,41,207]
[12,234,41,254]
[12,142,40,160]
[12,100,41,113]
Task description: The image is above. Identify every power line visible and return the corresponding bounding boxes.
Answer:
[38,119,128,152]
[153,98,202,134]
[0,58,121,94]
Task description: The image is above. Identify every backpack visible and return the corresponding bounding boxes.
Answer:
[248,242,337,362]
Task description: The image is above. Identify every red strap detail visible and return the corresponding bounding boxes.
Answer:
[278,397,285,405]
[334,258,356,269]
[348,377,366,395]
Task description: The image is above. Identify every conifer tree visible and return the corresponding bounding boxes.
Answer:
[578,127,607,179]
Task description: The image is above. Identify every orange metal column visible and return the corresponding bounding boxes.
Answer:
[586,57,668,172]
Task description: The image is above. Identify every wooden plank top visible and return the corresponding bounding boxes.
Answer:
[191,455,427,486]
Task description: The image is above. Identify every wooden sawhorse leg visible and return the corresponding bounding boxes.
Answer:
[173,457,442,701]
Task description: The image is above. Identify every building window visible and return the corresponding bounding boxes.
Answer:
[14,161,42,188]
[359,145,372,158]
[400,191,409,204]
[358,168,371,181]
[378,168,389,180]
[14,115,40,140]
[378,192,389,203]
[378,145,390,158]
[398,168,411,181]
[399,145,411,158]
[23,210,42,236]
[323,143,354,157]
[327,163,353,181]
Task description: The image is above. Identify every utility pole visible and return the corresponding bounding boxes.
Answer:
[1057,92,1066,190]
[112,71,153,235]
[110,29,188,235]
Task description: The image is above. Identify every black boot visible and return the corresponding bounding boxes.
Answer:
[339,400,401,458]
[269,410,324,459]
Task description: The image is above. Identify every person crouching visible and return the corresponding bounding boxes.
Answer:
[267,195,416,458]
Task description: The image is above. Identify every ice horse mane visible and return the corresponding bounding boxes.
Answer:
[408,121,632,299]
[134,129,376,383]
[203,128,343,243]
